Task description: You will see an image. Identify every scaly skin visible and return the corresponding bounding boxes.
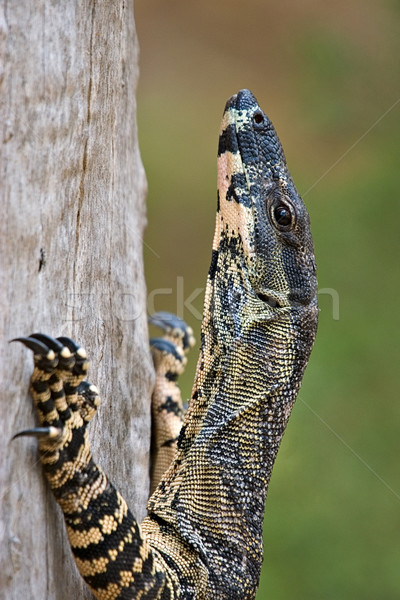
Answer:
[14,89,318,600]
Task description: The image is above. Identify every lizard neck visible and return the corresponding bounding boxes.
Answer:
[188,219,317,475]
[168,222,317,598]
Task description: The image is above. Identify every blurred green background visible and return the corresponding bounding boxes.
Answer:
[135,1,400,598]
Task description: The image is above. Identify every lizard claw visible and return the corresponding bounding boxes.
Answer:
[149,312,195,350]
[10,336,54,357]
[149,313,194,384]
[57,336,87,359]
[12,426,62,441]
[76,381,101,422]
[77,380,100,401]
[29,333,65,353]
[150,338,184,361]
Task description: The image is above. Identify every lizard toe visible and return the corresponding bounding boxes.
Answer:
[150,337,184,362]
[76,380,101,422]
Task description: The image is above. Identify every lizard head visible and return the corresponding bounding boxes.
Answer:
[215,89,318,318]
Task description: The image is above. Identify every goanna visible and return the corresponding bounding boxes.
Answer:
[13,89,318,600]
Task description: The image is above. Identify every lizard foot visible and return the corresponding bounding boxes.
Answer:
[11,334,100,460]
[149,311,195,352]
[149,311,195,378]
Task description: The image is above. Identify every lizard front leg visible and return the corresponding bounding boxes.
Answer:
[13,334,176,600]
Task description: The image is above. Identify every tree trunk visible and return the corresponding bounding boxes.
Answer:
[0,2,152,598]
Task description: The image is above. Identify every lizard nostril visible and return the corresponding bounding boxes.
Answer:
[253,111,264,125]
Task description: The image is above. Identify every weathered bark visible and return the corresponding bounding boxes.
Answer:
[0,2,152,598]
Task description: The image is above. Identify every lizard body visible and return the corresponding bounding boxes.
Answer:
[14,89,318,599]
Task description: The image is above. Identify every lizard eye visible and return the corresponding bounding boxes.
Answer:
[270,198,295,231]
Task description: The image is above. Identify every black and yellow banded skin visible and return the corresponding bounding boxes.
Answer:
[14,90,318,600]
